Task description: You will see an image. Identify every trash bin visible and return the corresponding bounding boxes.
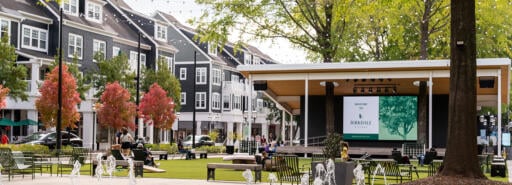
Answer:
[226,145,234,154]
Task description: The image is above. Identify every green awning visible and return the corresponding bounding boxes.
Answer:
[0,118,15,126]
[17,119,40,126]
[0,119,41,126]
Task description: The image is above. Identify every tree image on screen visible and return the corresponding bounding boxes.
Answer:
[379,96,417,140]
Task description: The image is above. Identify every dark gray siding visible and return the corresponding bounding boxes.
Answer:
[177,63,209,112]
[169,27,209,61]
[63,26,113,72]
[10,21,18,47]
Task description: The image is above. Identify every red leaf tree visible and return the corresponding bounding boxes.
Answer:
[35,64,81,129]
[139,83,176,143]
[97,81,136,133]
[0,85,9,111]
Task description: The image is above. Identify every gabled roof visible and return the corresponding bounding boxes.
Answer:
[112,1,178,53]
[244,45,276,63]
[0,0,51,22]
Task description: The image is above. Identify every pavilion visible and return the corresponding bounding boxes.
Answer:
[238,58,510,155]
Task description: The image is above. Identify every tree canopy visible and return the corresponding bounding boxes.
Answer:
[96,81,137,131]
[92,53,135,98]
[35,64,81,129]
[139,83,176,129]
[142,58,181,111]
[0,35,28,101]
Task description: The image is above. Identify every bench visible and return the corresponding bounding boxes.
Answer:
[92,160,144,177]
[206,163,262,182]
[151,151,168,160]
[194,151,207,159]
[366,160,412,184]
[274,154,308,184]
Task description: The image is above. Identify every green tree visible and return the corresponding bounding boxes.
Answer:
[0,36,28,101]
[194,0,355,134]
[141,58,181,111]
[91,53,136,98]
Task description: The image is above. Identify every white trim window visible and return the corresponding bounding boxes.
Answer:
[179,68,187,80]
[208,42,217,55]
[0,19,10,39]
[140,53,146,68]
[180,92,186,105]
[195,92,207,109]
[222,94,231,110]
[68,33,83,59]
[129,51,137,71]
[86,2,102,23]
[113,47,120,57]
[233,95,241,110]
[62,0,79,16]
[212,93,221,110]
[129,51,146,71]
[93,39,106,61]
[196,67,207,84]
[212,68,221,86]
[163,56,173,72]
[22,25,48,52]
[155,24,167,41]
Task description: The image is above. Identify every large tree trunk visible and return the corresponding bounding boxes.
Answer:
[325,82,334,134]
[419,0,432,60]
[439,0,484,178]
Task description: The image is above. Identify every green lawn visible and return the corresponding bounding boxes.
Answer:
[47,157,509,184]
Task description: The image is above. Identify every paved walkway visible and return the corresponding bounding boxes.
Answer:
[3,174,277,185]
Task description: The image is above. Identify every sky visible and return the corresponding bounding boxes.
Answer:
[123,0,309,64]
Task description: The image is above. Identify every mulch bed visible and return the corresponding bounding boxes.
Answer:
[401,176,511,185]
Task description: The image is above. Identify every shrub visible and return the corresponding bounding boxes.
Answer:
[323,133,342,160]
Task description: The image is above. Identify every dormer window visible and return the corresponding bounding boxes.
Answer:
[86,2,102,23]
[155,24,167,41]
[62,0,79,16]
[244,52,252,64]
[208,42,217,55]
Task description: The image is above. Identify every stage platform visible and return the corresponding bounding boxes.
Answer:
[275,146,445,158]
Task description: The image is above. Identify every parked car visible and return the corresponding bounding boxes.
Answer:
[16,131,83,149]
[182,135,214,147]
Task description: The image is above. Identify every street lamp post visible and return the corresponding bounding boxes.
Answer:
[135,32,141,139]
[56,8,63,151]
[192,51,197,148]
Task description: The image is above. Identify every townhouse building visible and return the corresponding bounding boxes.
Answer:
[0,0,177,149]
[0,0,290,149]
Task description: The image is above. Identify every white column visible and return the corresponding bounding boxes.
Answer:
[248,75,253,140]
[428,73,433,149]
[498,69,502,156]
[261,121,268,142]
[305,77,309,148]
[196,121,202,135]
[281,109,285,144]
[289,112,293,146]
[138,118,143,139]
[236,122,243,140]
[30,60,40,95]
[146,124,154,144]
[27,110,38,135]
[227,122,234,145]
[82,111,94,150]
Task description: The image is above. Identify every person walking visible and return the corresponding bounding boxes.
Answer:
[120,127,134,156]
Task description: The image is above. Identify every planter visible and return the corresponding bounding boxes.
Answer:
[311,161,354,185]
[226,145,235,154]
